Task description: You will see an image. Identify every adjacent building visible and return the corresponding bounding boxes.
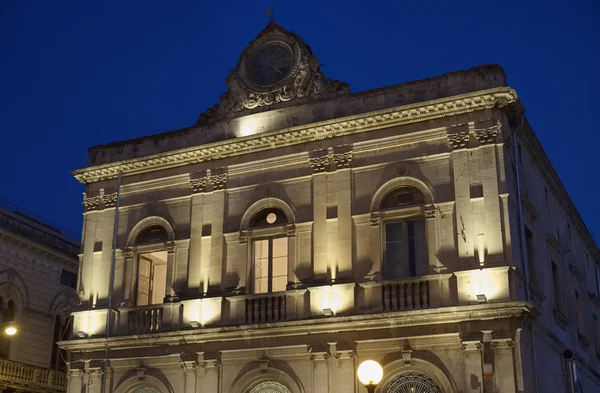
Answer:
[0,198,79,392]
[62,22,600,393]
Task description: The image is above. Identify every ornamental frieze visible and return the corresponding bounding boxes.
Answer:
[189,177,209,193]
[73,88,519,184]
[210,174,228,190]
[473,124,500,145]
[333,152,353,169]
[309,156,329,173]
[447,132,469,150]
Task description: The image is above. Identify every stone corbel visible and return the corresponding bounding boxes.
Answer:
[370,213,381,227]
[423,205,436,219]
[308,344,330,361]
[309,156,329,173]
[401,349,413,364]
[447,132,469,150]
[239,230,248,244]
[136,365,146,380]
[123,248,133,260]
[332,151,353,170]
[259,359,269,373]
[284,224,297,237]
[166,241,176,254]
[334,350,355,360]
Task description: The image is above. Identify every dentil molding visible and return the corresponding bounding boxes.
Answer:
[73,88,518,184]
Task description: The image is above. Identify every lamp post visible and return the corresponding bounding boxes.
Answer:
[358,360,383,393]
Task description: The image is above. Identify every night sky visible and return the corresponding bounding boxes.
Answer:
[1,1,599,243]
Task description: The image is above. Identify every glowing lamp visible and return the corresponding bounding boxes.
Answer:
[4,323,17,336]
[358,360,383,393]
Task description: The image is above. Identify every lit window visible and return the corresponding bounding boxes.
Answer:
[136,252,168,306]
[253,237,288,293]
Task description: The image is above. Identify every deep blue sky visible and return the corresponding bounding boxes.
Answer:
[1,1,599,243]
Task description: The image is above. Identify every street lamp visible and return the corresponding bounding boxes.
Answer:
[2,321,17,336]
[358,360,383,393]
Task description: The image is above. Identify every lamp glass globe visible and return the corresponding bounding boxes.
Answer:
[357,360,383,386]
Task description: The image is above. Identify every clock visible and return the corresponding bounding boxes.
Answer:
[248,43,294,87]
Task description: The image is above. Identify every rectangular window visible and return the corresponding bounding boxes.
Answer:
[252,237,288,294]
[575,290,585,336]
[525,227,536,284]
[60,269,77,289]
[552,261,563,312]
[136,251,168,306]
[383,219,426,279]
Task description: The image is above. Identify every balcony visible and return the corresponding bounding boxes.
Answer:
[70,267,512,338]
[0,359,67,392]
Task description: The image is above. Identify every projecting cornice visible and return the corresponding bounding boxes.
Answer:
[72,87,518,184]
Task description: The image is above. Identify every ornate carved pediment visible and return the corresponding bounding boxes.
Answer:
[197,21,349,125]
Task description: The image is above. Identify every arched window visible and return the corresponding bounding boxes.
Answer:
[134,225,169,306]
[381,187,427,279]
[385,372,442,393]
[0,299,16,358]
[250,208,289,294]
[249,381,291,393]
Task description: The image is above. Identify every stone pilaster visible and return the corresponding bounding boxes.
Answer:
[331,345,355,393]
[311,155,329,281]
[310,347,330,393]
[181,357,199,393]
[86,367,103,393]
[208,173,226,292]
[165,241,177,298]
[198,355,220,393]
[188,183,207,294]
[460,341,484,393]
[66,369,84,393]
[333,151,353,280]
[491,339,516,393]
[368,214,381,279]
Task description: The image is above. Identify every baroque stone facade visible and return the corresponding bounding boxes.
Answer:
[62,22,600,393]
[0,199,79,392]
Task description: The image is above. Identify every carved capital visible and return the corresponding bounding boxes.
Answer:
[473,125,500,145]
[166,241,176,254]
[67,369,84,379]
[490,339,515,350]
[401,349,413,364]
[334,350,355,360]
[82,195,102,212]
[181,360,198,372]
[285,225,297,237]
[86,368,103,378]
[102,192,117,208]
[423,207,436,219]
[447,132,469,150]
[310,352,330,361]
[190,177,209,193]
[332,152,353,169]
[239,231,248,244]
[210,174,228,191]
[370,214,381,227]
[123,248,133,260]
[309,156,329,173]
[201,360,220,368]
[460,341,484,352]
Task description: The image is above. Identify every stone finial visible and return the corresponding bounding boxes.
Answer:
[447,132,469,150]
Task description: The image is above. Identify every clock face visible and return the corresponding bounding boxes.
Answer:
[249,43,293,87]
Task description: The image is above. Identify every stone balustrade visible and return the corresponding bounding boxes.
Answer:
[71,268,512,338]
[0,359,67,391]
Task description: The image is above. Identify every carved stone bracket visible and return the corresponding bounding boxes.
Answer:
[310,352,330,361]
[473,124,500,145]
[490,339,515,350]
[123,248,133,260]
[190,177,209,193]
[181,361,198,372]
[333,152,353,169]
[210,174,228,191]
[401,350,413,364]
[309,156,329,173]
[239,231,248,244]
[259,359,269,373]
[136,366,146,380]
[447,132,469,150]
[370,214,381,227]
[285,225,297,237]
[423,206,436,219]
[460,341,484,352]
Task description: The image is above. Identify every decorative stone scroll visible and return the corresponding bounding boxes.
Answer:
[210,174,228,191]
[309,156,329,173]
[490,339,515,350]
[447,132,469,150]
[201,360,220,368]
[284,225,297,237]
[460,341,484,351]
[181,360,198,372]
[334,350,355,360]
[166,241,176,254]
[333,152,353,169]
[473,124,500,145]
[190,177,209,193]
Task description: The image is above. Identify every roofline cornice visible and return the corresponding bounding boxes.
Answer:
[72,87,518,184]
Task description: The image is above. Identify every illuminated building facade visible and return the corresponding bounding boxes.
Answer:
[62,22,600,393]
[0,198,79,392]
